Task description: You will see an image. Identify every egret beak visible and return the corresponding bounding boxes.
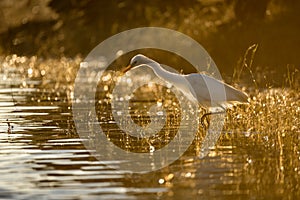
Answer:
[122,64,131,74]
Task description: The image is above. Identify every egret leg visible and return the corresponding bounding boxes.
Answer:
[200,106,226,128]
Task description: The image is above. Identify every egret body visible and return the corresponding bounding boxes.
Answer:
[124,54,248,107]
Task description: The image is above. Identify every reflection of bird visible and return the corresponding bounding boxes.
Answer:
[124,54,248,107]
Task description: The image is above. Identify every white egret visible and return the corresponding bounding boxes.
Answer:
[123,54,248,108]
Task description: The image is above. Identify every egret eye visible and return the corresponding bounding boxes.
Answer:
[132,60,138,66]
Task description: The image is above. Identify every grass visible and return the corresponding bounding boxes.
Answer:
[1,53,298,146]
[1,53,299,197]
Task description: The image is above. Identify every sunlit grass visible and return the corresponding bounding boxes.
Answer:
[1,54,298,149]
[223,87,299,148]
[1,53,299,196]
[0,54,299,156]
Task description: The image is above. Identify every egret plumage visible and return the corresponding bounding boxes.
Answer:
[124,54,248,107]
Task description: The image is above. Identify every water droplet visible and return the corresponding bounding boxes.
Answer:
[166,83,172,88]
[41,69,46,76]
[157,101,162,107]
[126,78,132,85]
[246,158,252,164]
[28,68,33,75]
[102,74,111,82]
[244,132,251,137]
[158,178,165,184]
[184,172,192,178]
[165,173,174,181]
[150,145,155,153]
[80,62,88,68]
[104,85,108,91]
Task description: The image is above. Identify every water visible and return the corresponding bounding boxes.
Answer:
[0,59,299,199]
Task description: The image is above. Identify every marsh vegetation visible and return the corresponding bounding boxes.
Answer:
[0,0,299,199]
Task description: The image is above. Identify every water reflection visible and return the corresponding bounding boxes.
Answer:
[0,58,299,199]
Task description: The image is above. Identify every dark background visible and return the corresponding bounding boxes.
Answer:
[0,0,299,86]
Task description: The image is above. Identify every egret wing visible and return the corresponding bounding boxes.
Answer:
[185,73,248,104]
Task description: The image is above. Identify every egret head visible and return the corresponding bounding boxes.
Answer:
[123,54,153,73]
